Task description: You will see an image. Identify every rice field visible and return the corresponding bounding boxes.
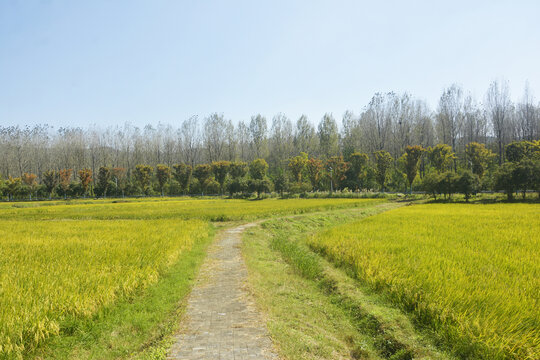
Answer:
[0,197,380,358]
[308,204,540,359]
[0,197,384,221]
[0,218,208,358]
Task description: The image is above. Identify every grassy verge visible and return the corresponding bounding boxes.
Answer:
[29,225,216,360]
[242,205,454,360]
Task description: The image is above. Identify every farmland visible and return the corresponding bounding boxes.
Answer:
[1,198,539,359]
[0,197,380,359]
[308,204,540,359]
[0,197,385,221]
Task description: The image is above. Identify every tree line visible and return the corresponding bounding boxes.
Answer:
[1,139,538,202]
[0,80,539,200]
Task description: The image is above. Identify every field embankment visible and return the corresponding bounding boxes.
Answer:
[242,203,454,359]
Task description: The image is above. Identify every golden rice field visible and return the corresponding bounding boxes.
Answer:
[308,204,540,359]
[0,218,209,358]
[0,197,384,221]
[0,197,379,358]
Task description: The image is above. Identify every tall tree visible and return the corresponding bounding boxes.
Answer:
[97,167,111,198]
[229,161,248,179]
[348,152,369,190]
[486,80,512,164]
[428,144,456,173]
[78,168,93,197]
[517,83,538,141]
[464,142,495,178]
[42,170,59,199]
[288,152,308,184]
[172,163,192,195]
[193,164,213,196]
[373,150,393,192]
[318,113,339,158]
[58,168,73,199]
[325,155,349,193]
[203,113,227,162]
[437,84,464,157]
[156,164,171,196]
[212,161,231,195]
[112,167,127,197]
[249,158,268,180]
[249,114,268,159]
[134,164,153,195]
[400,145,425,193]
[21,172,38,200]
[180,116,200,167]
[269,113,294,169]
[306,158,323,191]
[294,115,318,156]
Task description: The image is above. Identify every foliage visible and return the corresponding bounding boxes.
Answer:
[77,168,93,196]
[249,158,269,180]
[373,150,393,191]
[172,163,192,194]
[248,178,273,198]
[134,165,154,195]
[21,173,38,199]
[111,167,127,196]
[494,159,540,200]
[455,170,480,201]
[400,145,425,193]
[465,142,495,178]
[348,152,369,190]
[97,167,111,198]
[428,144,455,172]
[273,170,289,196]
[58,169,73,198]
[226,177,248,196]
[229,161,248,179]
[309,204,540,359]
[317,113,339,157]
[288,152,308,183]
[505,140,540,162]
[5,176,22,200]
[42,170,59,198]
[211,161,231,194]
[155,164,171,196]
[193,164,212,195]
[306,158,323,191]
[325,155,349,192]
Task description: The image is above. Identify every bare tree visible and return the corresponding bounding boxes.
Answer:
[517,83,538,141]
[485,80,512,164]
[269,113,294,169]
[237,120,250,161]
[180,116,201,167]
[294,115,318,156]
[249,114,268,159]
[203,113,227,162]
[436,84,464,153]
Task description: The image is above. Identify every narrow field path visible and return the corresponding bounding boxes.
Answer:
[167,223,278,360]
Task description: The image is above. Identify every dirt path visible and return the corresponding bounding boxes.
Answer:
[167,223,278,360]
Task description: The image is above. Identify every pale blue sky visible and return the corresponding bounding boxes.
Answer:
[1,0,539,128]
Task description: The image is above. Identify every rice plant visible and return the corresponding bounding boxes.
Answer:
[308,204,540,359]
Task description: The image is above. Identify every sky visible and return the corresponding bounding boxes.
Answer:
[1,0,539,129]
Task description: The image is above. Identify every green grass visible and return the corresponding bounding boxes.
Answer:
[242,204,453,359]
[309,203,540,359]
